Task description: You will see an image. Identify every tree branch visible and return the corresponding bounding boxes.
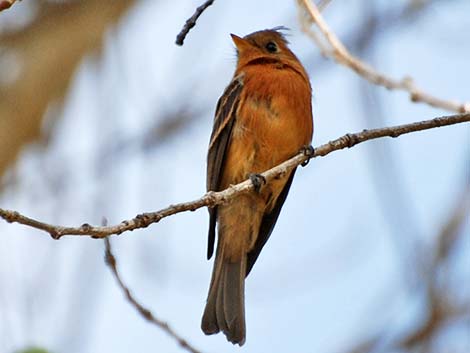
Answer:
[175,0,215,46]
[104,238,202,353]
[298,0,470,113]
[1,113,469,238]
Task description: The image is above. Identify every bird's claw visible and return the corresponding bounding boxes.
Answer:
[300,145,314,167]
[249,173,266,193]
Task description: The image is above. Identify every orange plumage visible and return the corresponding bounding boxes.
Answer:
[202,28,313,345]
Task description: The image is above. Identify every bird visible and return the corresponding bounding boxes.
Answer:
[201,27,314,345]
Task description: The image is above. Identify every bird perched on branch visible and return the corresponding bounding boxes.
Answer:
[201,27,314,345]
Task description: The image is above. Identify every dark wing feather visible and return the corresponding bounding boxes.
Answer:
[246,168,297,276]
[206,75,244,260]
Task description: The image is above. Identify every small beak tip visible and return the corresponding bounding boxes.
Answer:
[230,33,246,49]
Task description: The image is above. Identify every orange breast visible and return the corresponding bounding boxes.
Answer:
[220,63,313,188]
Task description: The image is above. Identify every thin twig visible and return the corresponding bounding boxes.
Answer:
[104,238,202,353]
[298,0,470,113]
[1,113,469,238]
[175,0,215,46]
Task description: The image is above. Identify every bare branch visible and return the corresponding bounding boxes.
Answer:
[0,0,19,12]
[104,238,202,353]
[298,0,470,113]
[0,113,469,238]
[175,0,215,46]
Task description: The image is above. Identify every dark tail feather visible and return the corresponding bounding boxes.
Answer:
[201,245,246,345]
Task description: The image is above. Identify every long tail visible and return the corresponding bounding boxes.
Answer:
[201,243,247,346]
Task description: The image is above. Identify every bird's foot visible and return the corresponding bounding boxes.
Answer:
[249,173,266,193]
[300,145,315,167]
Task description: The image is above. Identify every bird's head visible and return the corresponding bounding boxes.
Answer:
[230,27,299,67]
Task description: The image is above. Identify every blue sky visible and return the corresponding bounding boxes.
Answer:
[0,1,469,352]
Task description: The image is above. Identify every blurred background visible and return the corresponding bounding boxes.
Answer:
[0,0,469,352]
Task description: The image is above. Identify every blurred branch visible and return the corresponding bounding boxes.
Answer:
[355,1,424,288]
[433,184,470,263]
[97,105,204,174]
[344,337,380,353]
[141,106,203,151]
[104,238,202,353]
[297,0,470,113]
[343,186,470,353]
[399,185,470,350]
[0,0,18,12]
[1,113,469,238]
[0,0,135,179]
[175,0,215,46]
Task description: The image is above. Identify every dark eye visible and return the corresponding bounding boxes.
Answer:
[265,41,277,53]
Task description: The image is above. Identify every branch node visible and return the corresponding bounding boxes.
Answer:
[104,248,116,268]
[401,76,415,89]
[345,133,359,148]
[50,230,61,240]
[81,223,92,232]
[4,210,19,223]
[205,191,218,207]
[135,213,146,221]
[140,308,154,321]
[410,91,420,102]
